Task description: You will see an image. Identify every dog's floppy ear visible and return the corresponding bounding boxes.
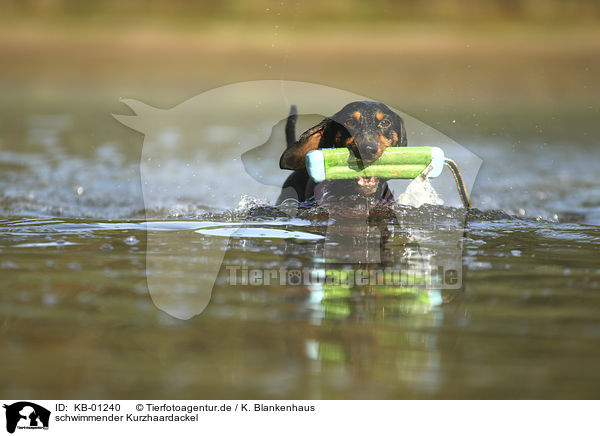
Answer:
[390,112,408,147]
[279,118,330,170]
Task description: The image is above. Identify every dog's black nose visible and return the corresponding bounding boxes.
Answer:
[360,144,379,160]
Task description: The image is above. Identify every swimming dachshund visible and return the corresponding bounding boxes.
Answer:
[277,101,408,205]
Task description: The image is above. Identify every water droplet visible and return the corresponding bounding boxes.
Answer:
[124,236,139,246]
[43,293,58,306]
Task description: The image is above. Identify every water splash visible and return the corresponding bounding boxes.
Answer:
[396,177,444,208]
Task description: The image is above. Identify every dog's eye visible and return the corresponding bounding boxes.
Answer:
[344,118,356,128]
[378,119,391,128]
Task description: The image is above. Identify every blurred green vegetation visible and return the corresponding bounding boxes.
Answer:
[2,0,600,27]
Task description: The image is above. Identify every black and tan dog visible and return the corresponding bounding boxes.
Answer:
[277,101,408,205]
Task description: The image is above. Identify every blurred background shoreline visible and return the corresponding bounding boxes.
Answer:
[1,0,599,146]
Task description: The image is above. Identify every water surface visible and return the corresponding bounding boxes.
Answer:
[1,102,599,399]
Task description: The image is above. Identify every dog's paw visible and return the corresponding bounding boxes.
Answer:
[286,270,302,286]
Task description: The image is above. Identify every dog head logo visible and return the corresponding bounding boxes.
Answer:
[114,80,481,320]
[3,402,50,434]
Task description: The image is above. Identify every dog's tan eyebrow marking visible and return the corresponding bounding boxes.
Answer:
[376,112,384,121]
[352,111,361,121]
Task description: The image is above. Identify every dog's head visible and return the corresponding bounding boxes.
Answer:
[280,101,407,197]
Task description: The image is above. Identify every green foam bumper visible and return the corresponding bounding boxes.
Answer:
[305,146,444,183]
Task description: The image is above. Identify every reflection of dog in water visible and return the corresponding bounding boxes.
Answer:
[3,402,51,434]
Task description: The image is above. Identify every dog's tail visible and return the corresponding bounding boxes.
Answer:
[285,104,297,148]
